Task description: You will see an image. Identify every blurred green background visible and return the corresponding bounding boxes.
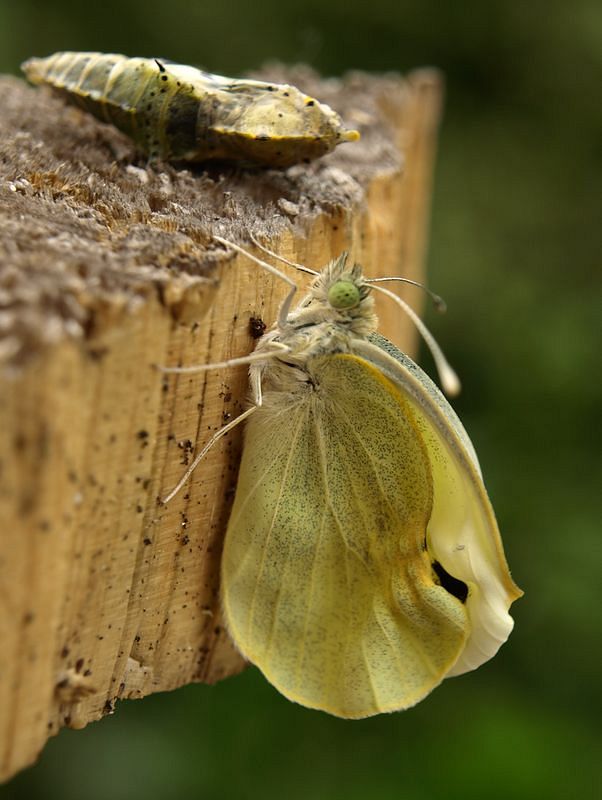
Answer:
[1,1,600,798]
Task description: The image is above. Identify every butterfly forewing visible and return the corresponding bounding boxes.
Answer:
[359,335,522,675]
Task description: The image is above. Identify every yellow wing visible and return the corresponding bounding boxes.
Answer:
[361,334,522,676]
[221,353,469,718]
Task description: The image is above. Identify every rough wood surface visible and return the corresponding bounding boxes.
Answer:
[0,64,443,781]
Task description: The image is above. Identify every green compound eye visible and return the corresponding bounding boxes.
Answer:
[328,280,361,310]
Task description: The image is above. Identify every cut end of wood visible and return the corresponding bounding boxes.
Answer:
[0,64,443,782]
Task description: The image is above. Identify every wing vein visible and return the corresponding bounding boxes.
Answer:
[335,398,402,522]
[378,586,441,678]
[228,406,300,530]
[361,637,380,712]
[246,407,308,643]
[292,502,328,692]
[312,407,355,708]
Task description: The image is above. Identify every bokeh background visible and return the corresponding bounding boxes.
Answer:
[1,1,600,798]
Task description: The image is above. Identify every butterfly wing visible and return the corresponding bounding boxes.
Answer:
[358,333,523,676]
[222,352,470,718]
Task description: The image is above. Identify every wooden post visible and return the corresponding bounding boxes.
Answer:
[0,65,443,781]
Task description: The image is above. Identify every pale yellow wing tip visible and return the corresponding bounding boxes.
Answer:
[341,129,361,143]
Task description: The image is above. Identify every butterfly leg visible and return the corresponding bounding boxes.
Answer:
[161,357,268,504]
[155,343,288,376]
[162,404,258,504]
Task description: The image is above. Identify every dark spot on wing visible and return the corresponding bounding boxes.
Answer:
[432,561,468,603]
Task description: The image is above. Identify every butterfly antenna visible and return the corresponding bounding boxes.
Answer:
[367,276,447,313]
[249,233,319,277]
[370,284,461,396]
[213,236,298,326]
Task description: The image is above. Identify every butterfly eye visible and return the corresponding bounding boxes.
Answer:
[328,280,361,309]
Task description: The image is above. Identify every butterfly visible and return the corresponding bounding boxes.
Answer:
[162,237,522,718]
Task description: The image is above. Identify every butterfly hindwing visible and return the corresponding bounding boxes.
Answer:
[222,352,470,718]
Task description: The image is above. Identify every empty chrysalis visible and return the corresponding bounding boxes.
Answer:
[22,52,359,167]
[161,238,522,718]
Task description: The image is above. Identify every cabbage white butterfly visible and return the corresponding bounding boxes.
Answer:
[162,238,522,718]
